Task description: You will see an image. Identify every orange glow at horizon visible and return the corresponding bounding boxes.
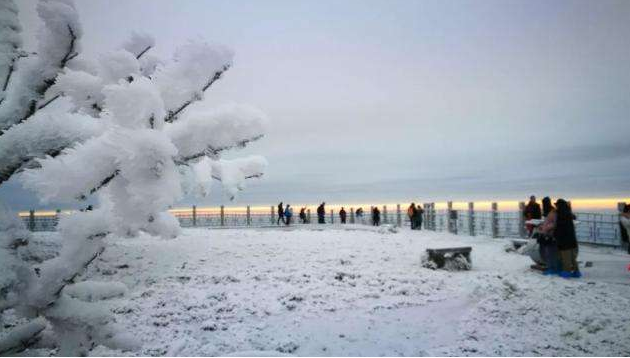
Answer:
[18,197,630,216]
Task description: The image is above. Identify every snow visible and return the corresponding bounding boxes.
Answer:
[152,40,233,114]
[121,32,155,59]
[17,226,626,356]
[0,0,81,131]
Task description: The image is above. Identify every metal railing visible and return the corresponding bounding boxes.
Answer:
[19,202,627,247]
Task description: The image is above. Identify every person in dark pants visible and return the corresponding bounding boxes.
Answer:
[538,197,559,274]
[317,202,326,224]
[555,199,580,278]
[339,207,347,224]
[524,195,542,237]
[407,203,417,229]
[277,202,285,225]
[372,206,380,226]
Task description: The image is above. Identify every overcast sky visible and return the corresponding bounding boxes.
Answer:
[2,0,629,210]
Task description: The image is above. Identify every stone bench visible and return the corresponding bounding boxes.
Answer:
[422,246,472,270]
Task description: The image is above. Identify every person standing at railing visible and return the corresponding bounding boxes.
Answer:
[372,206,380,226]
[416,203,424,230]
[407,203,418,229]
[277,202,286,225]
[284,205,293,226]
[299,207,307,224]
[317,202,326,224]
[524,196,542,237]
[620,204,630,254]
[555,199,581,278]
[356,207,364,224]
[339,207,347,224]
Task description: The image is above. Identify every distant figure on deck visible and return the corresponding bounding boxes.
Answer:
[355,207,364,223]
[317,202,326,224]
[554,199,580,278]
[524,195,542,236]
[339,207,347,224]
[372,206,381,226]
[284,205,293,226]
[619,204,630,254]
[299,207,307,224]
[407,203,418,229]
[416,203,424,230]
[277,202,285,225]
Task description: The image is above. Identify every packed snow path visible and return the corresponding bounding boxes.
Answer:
[53,226,630,355]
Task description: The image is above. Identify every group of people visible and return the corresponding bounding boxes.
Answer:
[524,195,581,278]
[276,202,384,226]
[407,203,425,230]
[276,202,294,225]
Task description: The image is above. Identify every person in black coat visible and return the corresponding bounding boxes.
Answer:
[277,202,285,225]
[555,199,580,278]
[524,195,542,236]
[317,202,326,224]
[339,207,347,224]
[620,204,630,254]
[372,206,380,226]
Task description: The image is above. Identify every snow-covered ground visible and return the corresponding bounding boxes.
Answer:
[22,226,630,356]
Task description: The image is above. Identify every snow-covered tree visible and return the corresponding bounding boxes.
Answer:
[0,0,267,354]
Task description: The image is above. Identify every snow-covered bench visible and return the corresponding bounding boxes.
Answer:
[422,246,472,271]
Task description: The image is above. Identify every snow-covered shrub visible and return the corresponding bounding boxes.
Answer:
[0,0,267,354]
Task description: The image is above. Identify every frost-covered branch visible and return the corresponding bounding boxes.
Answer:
[166,103,267,162]
[152,41,233,123]
[0,0,22,96]
[0,0,82,132]
[164,64,230,123]
[0,318,47,355]
[0,112,104,184]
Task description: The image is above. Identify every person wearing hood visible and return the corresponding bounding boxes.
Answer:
[317,202,326,224]
[339,207,347,224]
[284,205,293,226]
[555,199,580,278]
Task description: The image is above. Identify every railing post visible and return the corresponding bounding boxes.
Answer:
[192,205,197,227]
[518,201,526,238]
[270,206,274,225]
[350,208,355,224]
[422,203,431,230]
[220,205,225,226]
[383,205,388,224]
[468,202,475,236]
[307,209,311,224]
[330,209,334,224]
[396,204,402,227]
[28,210,35,232]
[491,202,499,238]
[246,205,251,226]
